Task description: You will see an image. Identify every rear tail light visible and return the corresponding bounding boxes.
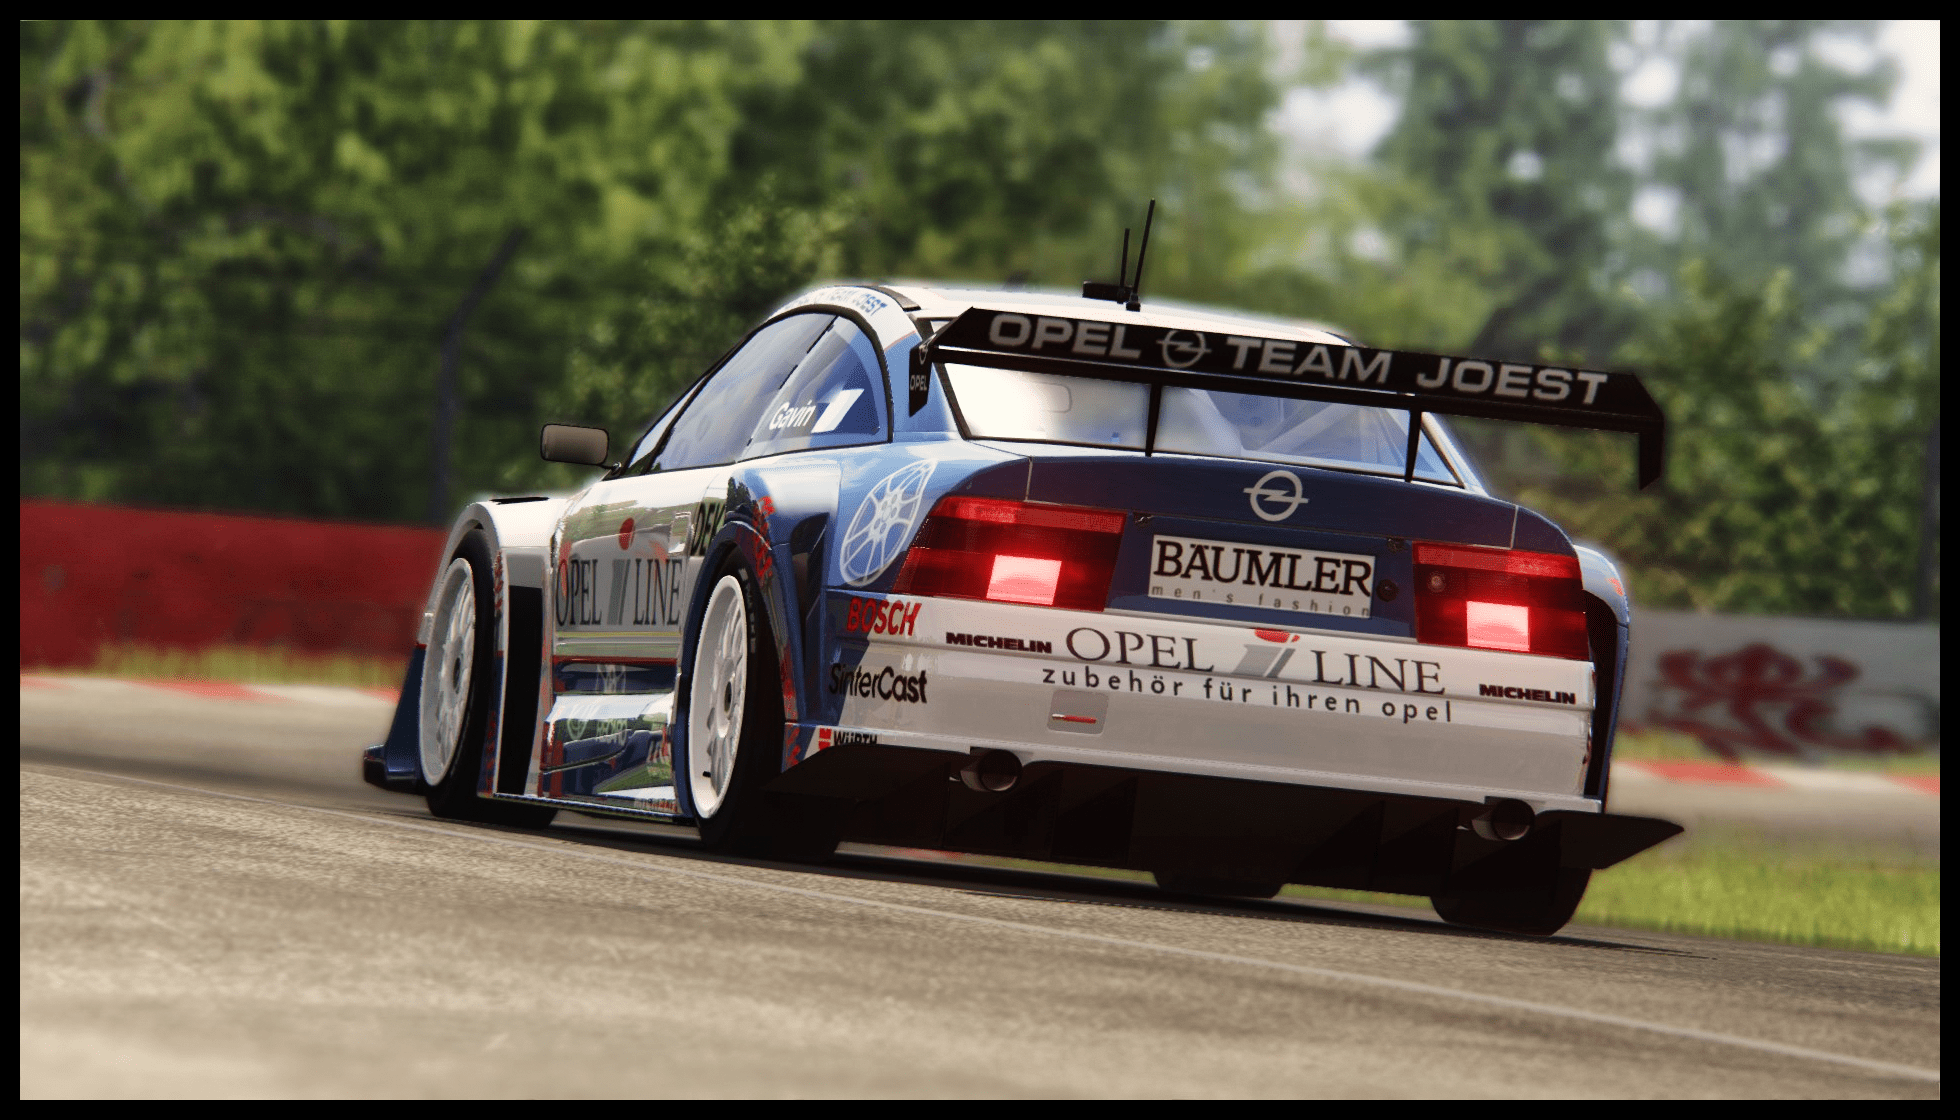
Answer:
[892,496,1126,611]
[1413,542,1589,660]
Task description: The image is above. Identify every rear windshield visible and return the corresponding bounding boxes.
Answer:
[942,364,1458,484]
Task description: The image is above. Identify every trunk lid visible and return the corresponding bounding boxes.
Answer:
[1016,449,1554,639]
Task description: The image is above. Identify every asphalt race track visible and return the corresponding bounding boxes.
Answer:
[19,679,1941,1098]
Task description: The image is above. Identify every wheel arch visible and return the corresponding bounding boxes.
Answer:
[373,497,571,796]
[1573,544,1631,805]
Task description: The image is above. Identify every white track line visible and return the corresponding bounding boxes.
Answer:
[41,766,1941,1085]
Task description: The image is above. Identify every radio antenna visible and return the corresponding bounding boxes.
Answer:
[1126,199,1156,312]
[1081,200,1159,308]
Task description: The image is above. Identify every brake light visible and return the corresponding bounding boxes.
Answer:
[1413,542,1589,660]
[892,496,1126,611]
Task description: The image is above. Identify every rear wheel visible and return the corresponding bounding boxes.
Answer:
[1431,868,1590,937]
[681,561,837,859]
[420,531,556,828]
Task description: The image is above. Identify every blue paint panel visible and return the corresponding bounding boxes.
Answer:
[1023,454,1518,547]
[380,647,426,785]
[1574,545,1631,627]
[1512,507,1574,554]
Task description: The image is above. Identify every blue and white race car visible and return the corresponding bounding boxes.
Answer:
[364,281,1680,936]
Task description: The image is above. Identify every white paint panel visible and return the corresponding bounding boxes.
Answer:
[826,647,1590,804]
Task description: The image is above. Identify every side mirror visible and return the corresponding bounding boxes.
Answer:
[540,423,610,466]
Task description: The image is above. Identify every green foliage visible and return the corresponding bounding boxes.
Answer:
[1641,22,1915,336]
[1360,21,1636,361]
[20,20,1285,521]
[20,20,816,520]
[548,188,849,473]
[1498,213,1938,617]
[1345,20,1936,619]
[17,20,1940,620]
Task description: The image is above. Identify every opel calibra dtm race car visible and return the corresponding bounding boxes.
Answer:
[364,279,1682,936]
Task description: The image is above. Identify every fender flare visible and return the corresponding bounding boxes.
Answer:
[1573,544,1632,803]
[372,497,570,794]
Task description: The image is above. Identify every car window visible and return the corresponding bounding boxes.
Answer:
[943,365,1149,449]
[1155,389,1455,482]
[621,384,699,473]
[741,318,887,460]
[652,313,834,471]
[939,364,1456,483]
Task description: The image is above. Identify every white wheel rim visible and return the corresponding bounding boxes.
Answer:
[688,575,748,818]
[420,558,477,785]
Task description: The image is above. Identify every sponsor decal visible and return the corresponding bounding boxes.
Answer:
[815,726,879,751]
[557,555,688,628]
[686,496,726,558]
[960,312,1622,409]
[1160,329,1210,369]
[1064,625,1214,671]
[828,663,930,704]
[946,631,1053,654]
[1243,470,1307,522]
[749,495,779,585]
[556,558,604,626]
[1034,664,1455,725]
[1149,535,1374,619]
[839,460,936,586]
[799,286,891,321]
[846,596,922,637]
[1052,622,1446,695]
[768,389,865,435]
[1419,359,1606,405]
[1480,683,1579,705]
[626,558,688,626]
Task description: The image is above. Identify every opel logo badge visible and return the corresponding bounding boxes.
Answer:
[1159,330,1210,369]
[1244,470,1307,521]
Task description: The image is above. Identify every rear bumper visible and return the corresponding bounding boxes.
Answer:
[822,594,1598,811]
[769,742,1680,894]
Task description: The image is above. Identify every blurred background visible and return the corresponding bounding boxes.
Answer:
[16,19,1942,956]
[18,20,1940,737]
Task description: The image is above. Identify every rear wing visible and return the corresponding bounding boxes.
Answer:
[912,308,1666,489]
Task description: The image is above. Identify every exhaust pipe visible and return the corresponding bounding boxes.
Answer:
[959,750,1022,793]
[1471,798,1535,842]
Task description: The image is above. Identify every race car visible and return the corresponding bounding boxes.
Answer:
[363,280,1681,936]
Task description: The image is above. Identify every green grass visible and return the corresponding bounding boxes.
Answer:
[1574,830,1940,955]
[948,825,1941,957]
[885,835,1940,956]
[1613,728,1941,775]
[1285,830,1939,957]
[56,642,408,690]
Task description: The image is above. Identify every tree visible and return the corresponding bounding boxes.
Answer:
[20,20,812,521]
[1637,21,1916,345]
[1357,21,1636,364]
[1503,215,1937,619]
[20,20,1289,521]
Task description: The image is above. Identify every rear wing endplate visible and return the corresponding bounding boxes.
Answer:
[913,308,1666,489]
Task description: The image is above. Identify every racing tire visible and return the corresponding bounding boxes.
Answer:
[420,530,556,829]
[680,558,831,858]
[1430,868,1591,937]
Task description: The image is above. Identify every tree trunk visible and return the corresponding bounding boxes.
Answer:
[428,228,527,524]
